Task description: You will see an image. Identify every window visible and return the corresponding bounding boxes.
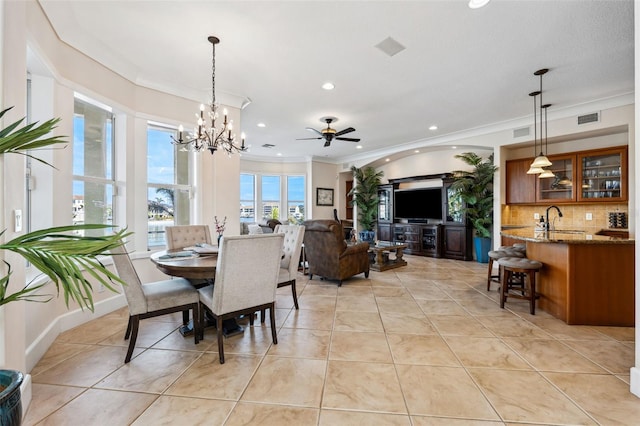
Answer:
[240,173,305,224]
[261,175,281,220]
[287,175,305,224]
[147,124,190,247]
[72,95,115,236]
[240,173,256,222]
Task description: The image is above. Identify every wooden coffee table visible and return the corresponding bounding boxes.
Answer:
[368,242,408,271]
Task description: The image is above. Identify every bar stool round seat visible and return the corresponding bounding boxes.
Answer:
[512,243,527,251]
[497,257,543,314]
[487,249,525,291]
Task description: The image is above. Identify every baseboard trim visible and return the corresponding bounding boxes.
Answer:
[631,367,640,398]
[25,294,126,372]
[20,373,31,422]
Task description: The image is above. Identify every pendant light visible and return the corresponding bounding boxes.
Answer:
[538,103,556,178]
[529,68,552,170]
[526,89,544,174]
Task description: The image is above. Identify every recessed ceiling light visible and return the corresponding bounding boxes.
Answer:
[414,150,420,153]
[277,153,282,156]
[468,0,490,9]
[257,123,266,128]
[385,158,390,162]
[429,125,438,131]
[356,145,363,149]
[322,82,335,90]
[452,146,457,149]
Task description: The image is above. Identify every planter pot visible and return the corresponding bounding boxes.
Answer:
[0,369,23,426]
[473,236,491,263]
[359,230,375,243]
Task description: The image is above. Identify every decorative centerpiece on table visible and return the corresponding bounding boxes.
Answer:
[215,216,226,245]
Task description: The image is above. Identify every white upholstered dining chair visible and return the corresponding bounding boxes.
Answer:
[259,224,305,322]
[198,233,284,364]
[110,244,201,363]
[165,225,212,249]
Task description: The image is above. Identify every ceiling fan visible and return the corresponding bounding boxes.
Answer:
[297,117,360,147]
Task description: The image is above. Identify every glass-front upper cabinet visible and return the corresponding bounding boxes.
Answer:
[577,146,627,202]
[443,179,464,224]
[377,184,394,223]
[536,154,575,203]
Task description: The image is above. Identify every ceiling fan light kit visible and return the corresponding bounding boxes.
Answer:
[297,117,361,147]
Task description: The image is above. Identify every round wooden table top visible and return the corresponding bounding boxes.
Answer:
[150,250,218,280]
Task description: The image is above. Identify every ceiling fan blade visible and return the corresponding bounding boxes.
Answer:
[305,127,323,136]
[296,137,323,140]
[336,137,361,142]
[335,127,355,137]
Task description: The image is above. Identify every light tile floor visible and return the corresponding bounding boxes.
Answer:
[24,255,638,425]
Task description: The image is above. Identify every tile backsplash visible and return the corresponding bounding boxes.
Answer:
[501,203,628,233]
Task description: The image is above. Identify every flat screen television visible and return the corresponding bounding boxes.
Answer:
[394,188,443,221]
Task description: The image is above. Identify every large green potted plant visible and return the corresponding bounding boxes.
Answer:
[450,152,498,263]
[0,107,128,425]
[349,166,384,242]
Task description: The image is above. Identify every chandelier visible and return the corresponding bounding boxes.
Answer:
[171,36,247,155]
[526,68,553,176]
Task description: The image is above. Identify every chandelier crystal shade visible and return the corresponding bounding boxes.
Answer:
[171,36,247,155]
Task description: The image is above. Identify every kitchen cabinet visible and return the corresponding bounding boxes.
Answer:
[506,146,628,205]
[505,158,536,204]
[535,154,576,203]
[577,146,627,202]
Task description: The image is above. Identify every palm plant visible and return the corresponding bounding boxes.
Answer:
[0,106,128,311]
[449,152,498,239]
[349,166,384,232]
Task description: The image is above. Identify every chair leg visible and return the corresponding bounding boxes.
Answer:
[217,318,225,364]
[291,280,299,310]
[528,271,537,315]
[486,258,494,291]
[125,317,132,340]
[124,315,139,363]
[269,304,278,345]
[499,270,509,309]
[249,313,255,326]
[192,304,200,345]
[261,309,266,324]
[198,303,205,340]
[182,310,189,326]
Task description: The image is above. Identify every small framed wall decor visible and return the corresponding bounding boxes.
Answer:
[316,188,334,206]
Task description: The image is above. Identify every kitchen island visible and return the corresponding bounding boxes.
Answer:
[500,227,634,326]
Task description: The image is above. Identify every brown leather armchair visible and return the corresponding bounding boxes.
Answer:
[302,219,370,286]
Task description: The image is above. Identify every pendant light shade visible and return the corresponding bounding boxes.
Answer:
[531,154,552,168]
[526,165,545,175]
[538,169,555,179]
[558,175,572,186]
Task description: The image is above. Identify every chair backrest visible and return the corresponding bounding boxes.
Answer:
[302,220,346,270]
[274,224,305,280]
[210,234,284,314]
[165,225,212,249]
[110,244,147,315]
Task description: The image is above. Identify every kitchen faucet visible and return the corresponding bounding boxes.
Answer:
[545,205,563,231]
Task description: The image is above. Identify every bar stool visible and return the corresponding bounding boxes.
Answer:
[497,257,542,314]
[487,249,524,291]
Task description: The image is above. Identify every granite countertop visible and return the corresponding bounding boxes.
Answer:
[500,227,634,244]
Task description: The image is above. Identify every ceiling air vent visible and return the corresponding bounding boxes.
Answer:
[513,126,530,138]
[577,112,600,125]
[261,144,276,148]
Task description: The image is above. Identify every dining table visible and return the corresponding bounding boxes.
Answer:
[150,248,245,337]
